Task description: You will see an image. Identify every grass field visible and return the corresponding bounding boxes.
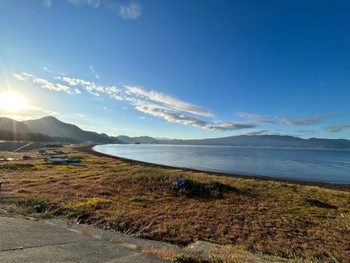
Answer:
[0,145,349,262]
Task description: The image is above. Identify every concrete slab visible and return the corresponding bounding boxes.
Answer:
[44,218,183,255]
[0,217,168,263]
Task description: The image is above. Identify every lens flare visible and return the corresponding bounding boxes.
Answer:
[0,92,29,111]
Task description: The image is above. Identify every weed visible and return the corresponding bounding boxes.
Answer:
[172,255,198,263]
[171,255,242,263]
[72,197,113,210]
[0,163,36,171]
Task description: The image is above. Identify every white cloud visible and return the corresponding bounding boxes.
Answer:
[237,112,276,124]
[135,105,254,131]
[42,67,51,73]
[281,114,335,126]
[65,0,142,20]
[33,78,70,92]
[136,105,207,127]
[14,72,255,132]
[326,124,350,132]
[57,76,116,96]
[0,107,59,122]
[74,88,82,94]
[56,76,91,86]
[13,73,27,81]
[118,2,141,20]
[67,0,102,8]
[236,130,267,136]
[13,73,72,93]
[238,112,336,126]
[125,85,213,117]
[206,121,255,131]
[73,113,85,118]
[89,65,100,79]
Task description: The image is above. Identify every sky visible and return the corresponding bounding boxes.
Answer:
[0,0,349,139]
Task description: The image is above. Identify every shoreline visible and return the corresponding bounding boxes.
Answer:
[2,144,350,261]
[78,145,350,192]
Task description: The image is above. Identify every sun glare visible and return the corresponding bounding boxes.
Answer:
[0,92,29,111]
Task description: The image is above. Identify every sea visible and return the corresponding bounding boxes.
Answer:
[93,144,350,184]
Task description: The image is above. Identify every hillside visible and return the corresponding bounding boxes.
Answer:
[0,117,33,133]
[0,129,77,143]
[0,116,120,144]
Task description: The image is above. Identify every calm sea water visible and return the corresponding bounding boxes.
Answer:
[93,144,350,184]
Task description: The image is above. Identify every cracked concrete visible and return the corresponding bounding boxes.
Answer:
[0,217,168,263]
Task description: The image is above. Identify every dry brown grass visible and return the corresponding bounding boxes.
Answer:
[0,145,349,262]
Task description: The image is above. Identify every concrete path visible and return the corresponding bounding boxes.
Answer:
[0,216,169,263]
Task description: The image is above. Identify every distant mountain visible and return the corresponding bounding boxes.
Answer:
[1,116,350,148]
[0,116,120,144]
[0,117,32,133]
[116,135,158,144]
[24,116,120,144]
[0,129,78,143]
[159,135,350,149]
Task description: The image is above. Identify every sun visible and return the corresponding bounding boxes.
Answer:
[0,92,29,111]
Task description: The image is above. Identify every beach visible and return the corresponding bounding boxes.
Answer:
[1,144,349,262]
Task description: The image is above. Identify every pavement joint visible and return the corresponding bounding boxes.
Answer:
[0,216,169,262]
[0,241,78,252]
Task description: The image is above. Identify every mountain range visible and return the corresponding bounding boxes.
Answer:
[1,116,350,149]
[0,116,119,144]
[158,135,350,149]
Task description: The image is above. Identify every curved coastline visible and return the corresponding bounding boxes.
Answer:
[78,145,350,192]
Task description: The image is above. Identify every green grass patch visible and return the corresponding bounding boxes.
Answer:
[0,163,37,171]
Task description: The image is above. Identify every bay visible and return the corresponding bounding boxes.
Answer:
[93,144,350,184]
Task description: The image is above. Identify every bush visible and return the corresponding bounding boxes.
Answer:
[172,179,225,199]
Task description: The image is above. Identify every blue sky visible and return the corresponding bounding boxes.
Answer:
[0,0,349,139]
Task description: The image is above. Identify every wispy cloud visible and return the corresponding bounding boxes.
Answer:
[125,85,213,117]
[236,130,267,136]
[13,73,27,81]
[135,105,254,131]
[42,67,51,73]
[206,121,255,131]
[237,112,276,124]
[67,0,106,8]
[42,0,52,8]
[89,65,100,79]
[56,76,113,96]
[281,114,334,126]
[42,0,142,20]
[14,72,254,132]
[326,124,350,132]
[118,2,141,20]
[73,113,85,118]
[13,73,76,94]
[238,112,335,126]
[0,106,59,121]
[74,88,82,94]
